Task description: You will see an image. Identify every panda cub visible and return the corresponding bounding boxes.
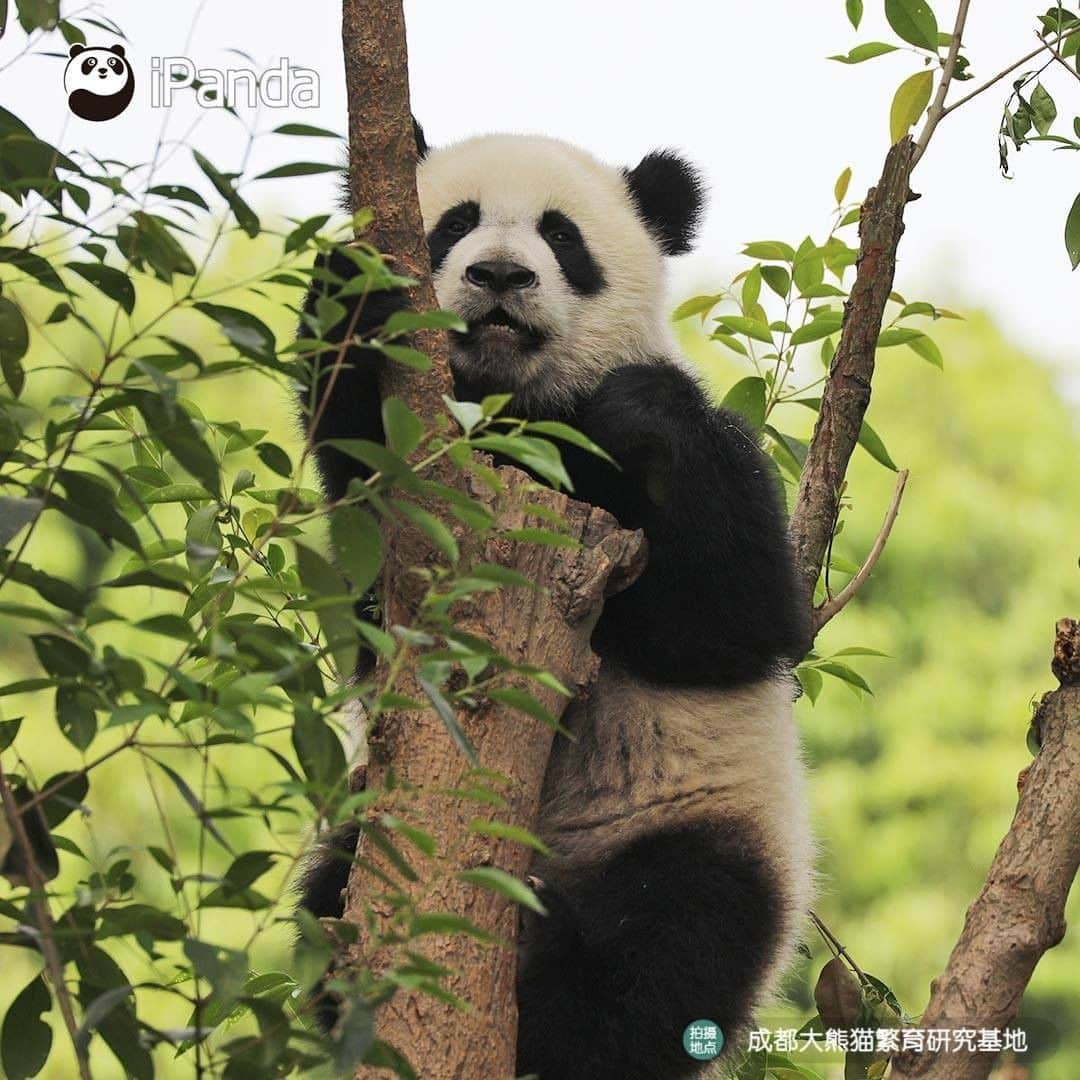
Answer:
[300,128,813,1080]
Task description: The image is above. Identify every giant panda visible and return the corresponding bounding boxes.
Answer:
[298,125,814,1080]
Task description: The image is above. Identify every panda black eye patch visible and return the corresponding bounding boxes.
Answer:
[427,201,480,272]
[539,210,606,296]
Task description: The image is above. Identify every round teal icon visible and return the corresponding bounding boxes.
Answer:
[683,1020,724,1060]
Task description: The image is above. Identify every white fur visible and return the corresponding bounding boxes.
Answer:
[417,134,681,408]
[538,667,813,1003]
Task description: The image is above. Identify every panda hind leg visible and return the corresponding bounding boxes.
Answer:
[515,820,781,1080]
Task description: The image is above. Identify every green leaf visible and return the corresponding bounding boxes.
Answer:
[185,505,223,578]
[755,273,789,312]
[714,315,774,344]
[254,161,340,179]
[292,709,347,797]
[790,312,843,345]
[0,717,21,752]
[906,332,944,368]
[255,441,292,478]
[66,261,136,315]
[457,866,547,914]
[796,664,823,704]
[877,327,922,347]
[525,420,614,462]
[193,303,277,365]
[1030,82,1057,136]
[295,543,358,677]
[818,661,874,695]
[741,241,795,261]
[192,150,260,238]
[1,976,52,1080]
[115,213,196,282]
[829,42,899,64]
[834,167,852,205]
[273,122,341,137]
[16,0,59,32]
[0,496,41,546]
[381,396,425,456]
[791,399,897,470]
[392,500,459,563]
[793,236,825,293]
[417,676,479,765]
[846,0,864,28]
[383,309,467,336]
[128,390,220,497]
[857,419,899,471]
[150,758,234,854]
[469,819,551,856]
[1066,192,1080,270]
[890,70,934,142]
[884,0,940,50]
[329,505,383,597]
[74,984,133,1057]
[0,295,29,397]
[147,184,209,210]
[671,293,722,321]
[721,376,767,430]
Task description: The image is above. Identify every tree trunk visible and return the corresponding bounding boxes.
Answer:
[890,618,1080,1080]
[339,5,645,1077]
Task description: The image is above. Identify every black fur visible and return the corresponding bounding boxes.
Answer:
[561,363,809,685]
[624,151,705,256]
[517,822,780,1080]
[298,821,361,918]
[298,249,394,503]
[538,209,607,295]
[427,200,480,272]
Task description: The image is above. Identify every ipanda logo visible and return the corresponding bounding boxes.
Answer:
[64,43,135,122]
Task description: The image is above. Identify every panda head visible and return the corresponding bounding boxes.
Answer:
[415,134,705,409]
[64,43,135,122]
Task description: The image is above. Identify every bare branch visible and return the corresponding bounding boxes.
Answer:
[891,618,1080,1080]
[789,137,914,613]
[1037,31,1080,84]
[912,0,974,168]
[0,764,92,1080]
[939,26,1080,121]
[813,469,909,633]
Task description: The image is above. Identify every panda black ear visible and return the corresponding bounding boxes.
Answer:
[69,43,86,57]
[624,150,705,256]
[109,45,126,58]
[412,117,429,161]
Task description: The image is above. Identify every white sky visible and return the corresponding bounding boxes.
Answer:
[0,1,1077,379]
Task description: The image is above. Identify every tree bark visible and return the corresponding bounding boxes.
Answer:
[789,137,915,611]
[891,618,1080,1080]
[347,476,644,1079]
[339,5,645,1077]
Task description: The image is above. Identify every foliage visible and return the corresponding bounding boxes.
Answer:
[0,3,1077,1078]
[0,9,602,1077]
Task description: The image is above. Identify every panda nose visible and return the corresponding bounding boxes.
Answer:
[465,260,537,293]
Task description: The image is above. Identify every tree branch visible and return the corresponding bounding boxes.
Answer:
[0,764,92,1080]
[912,0,973,169]
[813,469,908,634]
[891,618,1080,1080]
[789,137,914,613]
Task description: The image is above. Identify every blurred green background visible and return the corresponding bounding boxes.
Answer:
[1,225,1077,1077]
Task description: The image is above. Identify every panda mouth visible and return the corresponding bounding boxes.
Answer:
[454,307,547,354]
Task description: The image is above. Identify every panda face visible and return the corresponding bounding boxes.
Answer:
[417,135,702,410]
[64,44,135,122]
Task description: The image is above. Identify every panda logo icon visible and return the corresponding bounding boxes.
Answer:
[64,43,135,122]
